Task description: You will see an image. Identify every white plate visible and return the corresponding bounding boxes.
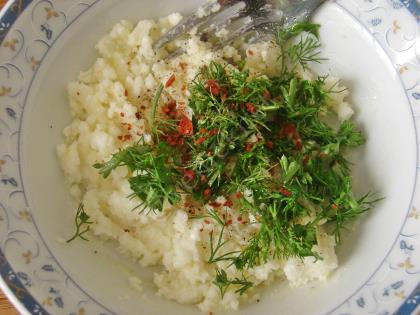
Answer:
[0,0,419,314]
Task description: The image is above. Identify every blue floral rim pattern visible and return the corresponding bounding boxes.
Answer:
[0,0,419,314]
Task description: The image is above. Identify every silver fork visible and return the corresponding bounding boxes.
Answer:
[154,0,326,51]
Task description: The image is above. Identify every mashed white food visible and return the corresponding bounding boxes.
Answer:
[57,14,353,312]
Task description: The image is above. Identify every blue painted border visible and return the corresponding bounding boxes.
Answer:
[0,0,33,43]
[0,248,48,314]
[0,0,418,314]
[400,0,420,19]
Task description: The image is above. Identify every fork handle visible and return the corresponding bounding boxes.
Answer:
[282,0,326,23]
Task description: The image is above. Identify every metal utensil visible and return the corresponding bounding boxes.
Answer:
[154,0,326,52]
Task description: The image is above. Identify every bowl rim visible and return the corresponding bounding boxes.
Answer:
[0,0,420,314]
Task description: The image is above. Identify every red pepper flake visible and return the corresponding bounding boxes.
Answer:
[203,188,212,198]
[247,49,254,56]
[206,79,220,96]
[244,143,253,152]
[183,169,195,182]
[124,134,132,141]
[263,89,271,100]
[237,216,242,222]
[165,74,176,88]
[162,100,177,117]
[279,122,303,151]
[135,112,141,120]
[195,137,207,145]
[204,219,211,225]
[303,155,310,165]
[117,135,123,141]
[265,141,274,149]
[279,187,292,197]
[294,140,303,151]
[200,175,207,183]
[165,132,181,146]
[124,89,128,97]
[331,204,338,209]
[226,219,233,225]
[245,102,256,113]
[279,122,296,138]
[208,129,218,136]
[178,115,193,136]
[120,112,125,117]
[209,201,221,208]
[199,128,207,134]
[224,200,233,207]
[235,192,242,199]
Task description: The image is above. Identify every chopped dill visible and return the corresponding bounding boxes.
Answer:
[67,203,93,243]
[91,22,379,298]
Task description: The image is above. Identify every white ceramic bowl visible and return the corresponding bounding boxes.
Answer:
[0,0,420,314]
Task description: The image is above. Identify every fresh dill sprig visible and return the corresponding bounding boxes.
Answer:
[151,83,164,140]
[94,141,181,212]
[213,269,253,298]
[67,203,93,243]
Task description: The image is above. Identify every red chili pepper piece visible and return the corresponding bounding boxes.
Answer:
[209,201,221,208]
[165,132,181,146]
[279,122,303,151]
[208,129,218,136]
[165,74,176,88]
[195,137,207,145]
[206,80,220,96]
[279,187,292,197]
[183,169,195,182]
[203,188,212,198]
[224,200,233,207]
[200,175,207,183]
[265,141,274,149]
[235,192,242,199]
[245,102,256,113]
[178,115,193,136]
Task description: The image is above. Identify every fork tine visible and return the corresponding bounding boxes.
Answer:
[154,0,240,50]
[161,15,254,60]
[205,15,255,50]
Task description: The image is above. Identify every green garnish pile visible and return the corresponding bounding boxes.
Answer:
[90,23,376,297]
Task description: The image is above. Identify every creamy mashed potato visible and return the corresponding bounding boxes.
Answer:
[57,14,348,312]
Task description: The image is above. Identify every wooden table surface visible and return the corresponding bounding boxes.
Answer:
[0,292,19,314]
[1,0,20,311]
